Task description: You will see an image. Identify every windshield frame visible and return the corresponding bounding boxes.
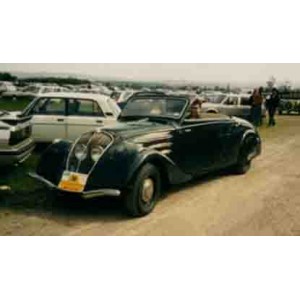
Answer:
[119,96,189,121]
[22,97,40,116]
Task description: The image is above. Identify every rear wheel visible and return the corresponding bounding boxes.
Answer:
[123,163,161,217]
[233,155,251,175]
[233,137,256,175]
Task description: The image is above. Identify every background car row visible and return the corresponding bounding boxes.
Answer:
[0,86,277,168]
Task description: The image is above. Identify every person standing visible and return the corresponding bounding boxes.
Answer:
[250,87,264,127]
[266,88,280,126]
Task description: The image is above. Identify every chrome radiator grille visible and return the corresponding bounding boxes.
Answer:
[66,131,113,174]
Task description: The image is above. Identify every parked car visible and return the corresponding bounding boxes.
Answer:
[77,84,112,96]
[0,82,17,96]
[2,84,70,100]
[30,94,261,217]
[202,93,266,120]
[0,111,34,166]
[117,91,167,110]
[17,92,121,143]
[278,99,300,115]
[111,90,135,109]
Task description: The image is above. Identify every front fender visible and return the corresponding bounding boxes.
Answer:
[86,142,190,191]
[37,140,72,185]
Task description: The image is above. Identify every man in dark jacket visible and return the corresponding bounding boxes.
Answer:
[266,88,280,126]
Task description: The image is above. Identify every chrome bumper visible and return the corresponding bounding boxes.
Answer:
[0,138,35,166]
[28,172,121,199]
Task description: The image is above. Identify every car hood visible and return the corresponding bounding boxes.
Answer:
[102,120,174,141]
[0,111,31,126]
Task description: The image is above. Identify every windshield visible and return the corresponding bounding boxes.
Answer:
[121,98,187,119]
[23,86,40,93]
[205,94,227,104]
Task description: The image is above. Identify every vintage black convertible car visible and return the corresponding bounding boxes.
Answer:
[30,93,261,217]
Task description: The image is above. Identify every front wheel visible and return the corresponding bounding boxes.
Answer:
[123,163,161,217]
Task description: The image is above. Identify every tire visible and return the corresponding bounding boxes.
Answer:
[233,137,255,175]
[123,163,161,217]
[234,156,251,175]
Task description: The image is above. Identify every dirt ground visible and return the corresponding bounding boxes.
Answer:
[0,115,299,236]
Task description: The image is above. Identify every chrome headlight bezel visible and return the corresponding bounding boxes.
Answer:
[90,145,104,162]
[74,143,88,161]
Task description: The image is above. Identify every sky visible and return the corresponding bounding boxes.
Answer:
[0,63,299,85]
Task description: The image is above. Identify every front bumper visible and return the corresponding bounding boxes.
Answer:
[0,138,35,166]
[28,172,121,199]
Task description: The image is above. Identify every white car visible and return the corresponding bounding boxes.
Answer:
[20,92,121,143]
[0,111,34,166]
[202,93,266,120]
[2,84,70,99]
[0,82,17,95]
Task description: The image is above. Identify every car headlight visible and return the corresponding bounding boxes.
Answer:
[74,144,87,161]
[90,145,104,162]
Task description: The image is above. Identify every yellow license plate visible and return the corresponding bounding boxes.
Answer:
[58,171,88,193]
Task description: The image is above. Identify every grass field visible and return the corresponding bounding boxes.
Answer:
[0,97,32,111]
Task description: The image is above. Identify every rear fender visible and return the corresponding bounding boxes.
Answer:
[240,129,261,158]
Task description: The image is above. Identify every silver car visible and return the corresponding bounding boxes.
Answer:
[202,93,266,120]
[0,111,35,166]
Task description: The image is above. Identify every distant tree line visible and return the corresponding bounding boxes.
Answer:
[19,77,91,86]
[0,72,91,86]
[0,72,18,82]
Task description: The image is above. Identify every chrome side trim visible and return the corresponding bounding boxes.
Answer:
[83,189,121,199]
[28,172,121,199]
[147,142,172,150]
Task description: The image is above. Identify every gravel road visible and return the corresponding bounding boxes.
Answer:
[0,116,299,235]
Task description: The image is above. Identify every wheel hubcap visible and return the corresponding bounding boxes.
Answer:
[141,178,154,203]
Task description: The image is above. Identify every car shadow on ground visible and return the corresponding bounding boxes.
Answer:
[0,187,128,222]
[0,167,234,227]
[160,168,233,200]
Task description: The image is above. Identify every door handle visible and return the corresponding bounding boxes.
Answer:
[96,120,103,124]
[57,118,65,122]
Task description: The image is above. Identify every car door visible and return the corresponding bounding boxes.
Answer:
[220,96,240,117]
[29,97,67,142]
[171,119,224,176]
[239,96,252,120]
[66,98,115,141]
[217,119,242,166]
